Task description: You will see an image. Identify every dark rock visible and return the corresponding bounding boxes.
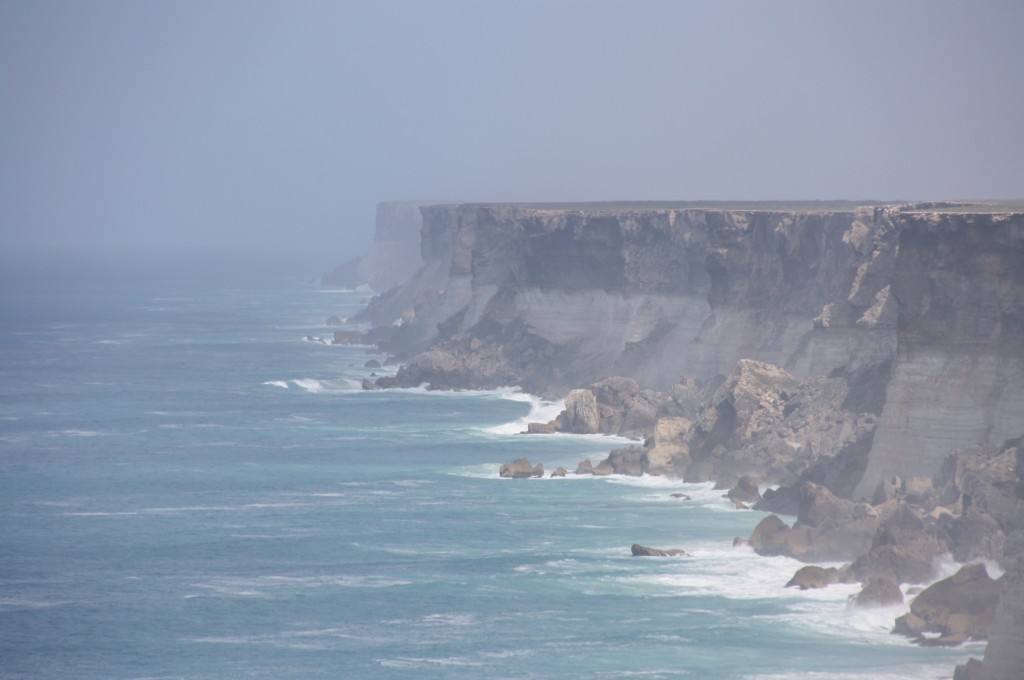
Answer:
[952,658,983,680]
[364,359,382,368]
[598,446,644,477]
[850,577,903,607]
[326,315,343,325]
[981,557,1024,680]
[892,563,1000,645]
[786,565,840,590]
[500,458,540,479]
[631,544,688,557]
[754,485,801,515]
[748,515,809,558]
[850,544,935,585]
[670,493,691,500]
[550,467,567,478]
[727,476,762,505]
[575,459,594,475]
[526,421,557,434]
[361,379,380,391]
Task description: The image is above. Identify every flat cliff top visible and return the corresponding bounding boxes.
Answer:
[433,200,1024,216]
[899,199,1024,214]
[452,200,885,213]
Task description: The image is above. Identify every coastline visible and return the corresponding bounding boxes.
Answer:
[326,199,1024,678]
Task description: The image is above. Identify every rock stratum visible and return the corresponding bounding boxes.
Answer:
[341,199,1024,675]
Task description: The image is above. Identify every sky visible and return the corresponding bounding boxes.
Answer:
[1,0,1022,272]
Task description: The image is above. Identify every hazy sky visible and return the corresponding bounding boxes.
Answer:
[2,0,1022,269]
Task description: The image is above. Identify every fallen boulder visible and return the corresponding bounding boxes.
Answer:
[500,458,544,479]
[850,577,904,607]
[785,565,842,590]
[892,563,1000,646]
[728,476,762,506]
[631,544,688,557]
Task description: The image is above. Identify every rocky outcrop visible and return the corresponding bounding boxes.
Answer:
[855,210,1024,498]
[322,201,431,291]
[631,544,687,557]
[499,458,543,479]
[563,389,601,434]
[981,558,1024,679]
[785,565,846,590]
[850,577,904,607]
[892,563,1001,646]
[369,202,896,394]
[748,482,879,562]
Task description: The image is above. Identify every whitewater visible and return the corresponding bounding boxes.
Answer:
[0,269,978,678]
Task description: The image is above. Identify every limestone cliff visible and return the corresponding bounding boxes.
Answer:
[855,209,1024,497]
[374,202,890,394]
[321,201,431,292]
[356,200,1023,496]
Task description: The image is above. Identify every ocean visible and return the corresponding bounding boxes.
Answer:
[0,262,978,679]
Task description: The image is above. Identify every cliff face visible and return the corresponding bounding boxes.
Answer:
[321,201,430,292]
[379,203,888,394]
[363,201,1023,496]
[855,211,1024,497]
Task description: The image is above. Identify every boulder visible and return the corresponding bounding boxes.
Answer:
[326,315,343,325]
[785,565,841,590]
[575,458,594,475]
[361,379,381,391]
[364,359,382,368]
[592,461,615,476]
[500,458,540,479]
[564,389,600,434]
[850,577,904,607]
[727,476,762,505]
[631,544,688,557]
[748,515,810,559]
[599,446,644,477]
[526,421,557,434]
[850,544,936,585]
[892,563,1001,645]
[851,502,946,584]
[952,658,983,680]
[550,467,567,478]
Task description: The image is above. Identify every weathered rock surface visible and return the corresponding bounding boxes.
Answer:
[893,563,1001,646]
[499,458,543,479]
[785,565,844,590]
[981,558,1024,679]
[563,389,601,434]
[850,577,904,607]
[954,658,984,680]
[574,459,594,475]
[748,482,878,562]
[631,544,687,557]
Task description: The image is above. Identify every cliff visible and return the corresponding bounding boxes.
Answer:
[355,200,1023,497]
[372,202,892,394]
[338,199,1024,671]
[321,201,431,292]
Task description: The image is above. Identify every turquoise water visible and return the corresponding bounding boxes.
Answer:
[0,266,977,679]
